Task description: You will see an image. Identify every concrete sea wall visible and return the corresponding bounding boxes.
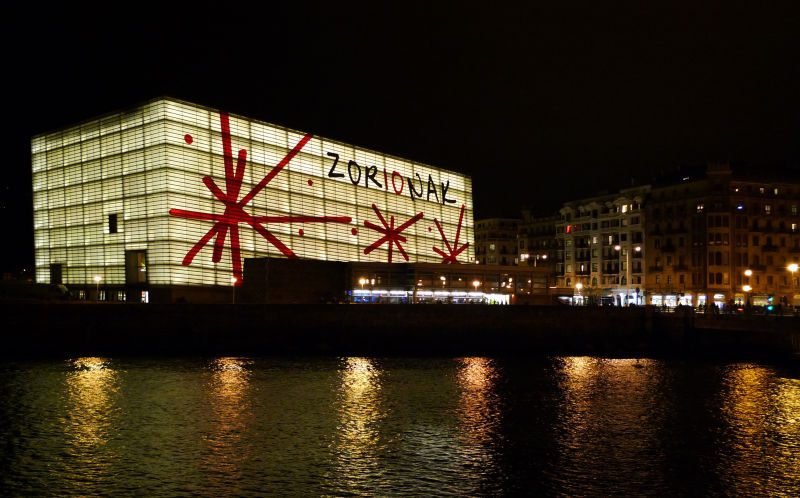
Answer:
[3,304,798,358]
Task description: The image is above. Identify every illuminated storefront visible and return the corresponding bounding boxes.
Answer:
[32,98,474,301]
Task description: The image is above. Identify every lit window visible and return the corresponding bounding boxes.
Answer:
[696,203,704,213]
[765,205,771,215]
[759,187,765,194]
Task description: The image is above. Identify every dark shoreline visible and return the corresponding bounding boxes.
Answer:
[3,303,799,360]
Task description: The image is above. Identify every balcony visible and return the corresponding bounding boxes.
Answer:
[762,244,779,252]
[648,266,664,273]
[672,264,689,272]
[659,245,676,253]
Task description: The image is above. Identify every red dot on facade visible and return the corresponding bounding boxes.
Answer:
[298,229,304,236]
[307,179,313,186]
[351,228,358,236]
[428,226,432,232]
[184,134,193,144]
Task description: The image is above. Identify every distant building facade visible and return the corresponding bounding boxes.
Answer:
[32,98,474,303]
[516,211,559,276]
[557,187,649,305]
[645,163,800,309]
[475,218,519,265]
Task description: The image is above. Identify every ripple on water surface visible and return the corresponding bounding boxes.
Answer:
[1,357,799,496]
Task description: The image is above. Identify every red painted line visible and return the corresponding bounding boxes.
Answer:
[239,133,313,207]
[182,225,219,266]
[247,220,297,258]
[212,225,228,263]
[251,215,352,224]
[230,224,242,280]
[454,204,465,250]
[220,112,235,195]
[169,209,223,222]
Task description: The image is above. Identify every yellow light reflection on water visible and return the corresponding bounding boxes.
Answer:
[63,356,119,493]
[557,356,661,485]
[202,357,253,485]
[332,357,383,490]
[65,357,118,449]
[720,365,800,492]
[456,357,500,448]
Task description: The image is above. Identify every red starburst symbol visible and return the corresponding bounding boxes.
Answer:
[432,204,469,263]
[169,112,352,283]
[363,204,424,263]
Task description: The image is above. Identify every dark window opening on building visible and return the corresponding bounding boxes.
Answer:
[109,214,118,234]
[125,250,147,284]
[49,263,63,284]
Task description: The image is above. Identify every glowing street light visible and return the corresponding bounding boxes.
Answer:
[231,275,238,304]
[744,269,753,277]
[742,284,752,308]
[472,279,481,291]
[613,244,638,306]
[93,275,102,301]
[788,263,798,287]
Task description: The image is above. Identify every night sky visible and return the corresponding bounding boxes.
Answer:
[2,2,798,273]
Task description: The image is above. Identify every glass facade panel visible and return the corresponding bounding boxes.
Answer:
[33,98,474,286]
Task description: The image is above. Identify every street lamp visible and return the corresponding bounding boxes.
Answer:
[788,263,798,286]
[742,284,752,308]
[93,275,102,301]
[575,282,583,305]
[613,244,638,306]
[231,276,238,304]
[472,279,481,303]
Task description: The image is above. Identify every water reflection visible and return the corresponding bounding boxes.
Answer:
[65,357,118,448]
[5,357,800,496]
[63,357,119,490]
[332,357,384,491]
[719,364,800,494]
[454,357,502,491]
[557,357,666,493]
[202,357,253,489]
[456,357,500,450]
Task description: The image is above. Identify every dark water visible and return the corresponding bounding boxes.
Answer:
[1,357,799,496]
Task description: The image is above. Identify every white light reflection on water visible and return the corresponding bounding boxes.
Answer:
[201,357,254,492]
[331,357,384,492]
[62,357,120,493]
[718,364,800,494]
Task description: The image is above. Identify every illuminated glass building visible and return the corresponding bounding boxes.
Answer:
[32,98,474,302]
